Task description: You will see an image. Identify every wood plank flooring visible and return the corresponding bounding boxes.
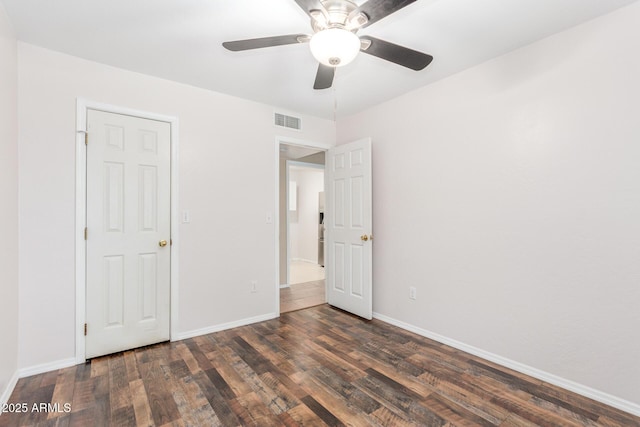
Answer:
[1,305,638,427]
[280,280,326,314]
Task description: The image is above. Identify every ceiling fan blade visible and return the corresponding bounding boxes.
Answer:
[352,0,417,28]
[313,64,335,90]
[360,36,433,71]
[293,0,327,17]
[223,34,308,51]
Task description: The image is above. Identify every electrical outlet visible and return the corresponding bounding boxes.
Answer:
[409,287,417,300]
[251,280,258,293]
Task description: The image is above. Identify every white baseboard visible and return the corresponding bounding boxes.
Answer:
[9,312,280,385]
[280,284,291,289]
[0,370,19,408]
[174,312,279,341]
[8,313,637,417]
[373,312,640,417]
[18,358,78,379]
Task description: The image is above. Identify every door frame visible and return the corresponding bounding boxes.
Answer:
[75,98,180,363]
[274,136,331,315]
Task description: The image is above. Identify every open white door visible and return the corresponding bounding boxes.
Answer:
[326,138,372,319]
[85,109,171,359]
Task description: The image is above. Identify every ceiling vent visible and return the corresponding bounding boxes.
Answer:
[275,113,301,130]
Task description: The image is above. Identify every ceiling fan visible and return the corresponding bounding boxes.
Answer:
[222,0,433,90]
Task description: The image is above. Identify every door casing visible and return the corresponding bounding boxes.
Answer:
[274,136,331,315]
[75,98,180,363]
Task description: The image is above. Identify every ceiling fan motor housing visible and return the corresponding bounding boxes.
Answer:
[312,0,360,32]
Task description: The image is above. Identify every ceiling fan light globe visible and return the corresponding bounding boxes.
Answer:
[310,28,360,67]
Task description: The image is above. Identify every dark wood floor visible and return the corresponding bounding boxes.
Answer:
[280,280,325,314]
[2,305,638,427]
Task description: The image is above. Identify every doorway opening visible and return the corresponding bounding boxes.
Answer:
[276,137,373,319]
[277,142,327,314]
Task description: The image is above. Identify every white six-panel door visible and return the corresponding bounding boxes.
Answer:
[326,138,373,319]
[85,109,171,359]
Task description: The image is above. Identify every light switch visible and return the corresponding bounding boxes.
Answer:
[265,212,273,224]
[182,210,190,223]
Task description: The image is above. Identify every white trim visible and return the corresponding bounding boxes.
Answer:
[169,117,181,341]
[275,140,282,315]
[274,136,331,317]
[0,370,19,408]
[75,98,180,361]
[285,160,291,286]
[18,358,77,379]
[74,103,88,364]
[277,136,331,152]
[373,312,640,417]
[279,284,291,289]
[175,313,278,341]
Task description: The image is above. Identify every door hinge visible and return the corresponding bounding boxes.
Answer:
[77,130,88,145]
[84,227,88,240]
[84,323,87,336]
[170,239,173,246]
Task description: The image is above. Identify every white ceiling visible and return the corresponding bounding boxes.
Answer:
[2,0,637,119]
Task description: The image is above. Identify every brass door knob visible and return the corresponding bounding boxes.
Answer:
[159,240,168,247]
[361,235,369,242]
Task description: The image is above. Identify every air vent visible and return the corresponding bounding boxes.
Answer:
[275,113,301,130]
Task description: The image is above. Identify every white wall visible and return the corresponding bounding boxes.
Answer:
[338,2,640,408]
[0,1,19,405]
[17,43,335,369]
[289,166,324,264]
